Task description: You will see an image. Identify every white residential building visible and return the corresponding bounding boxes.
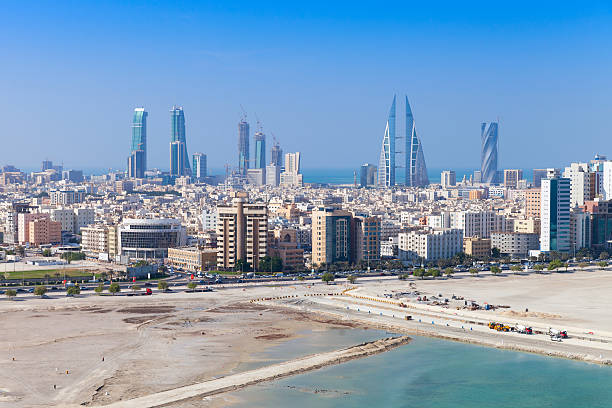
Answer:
[398,228,463,261]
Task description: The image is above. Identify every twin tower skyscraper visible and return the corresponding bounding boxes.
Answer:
[377,95,429,188]
[128,106,206,179]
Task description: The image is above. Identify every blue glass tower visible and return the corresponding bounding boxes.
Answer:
[238,120,250,175]
[405,96,429,187]
[481,122,499,184]
[128,108,147,178]
[377,96,396,187]
[170,106,190,175]
[254,132,266,169]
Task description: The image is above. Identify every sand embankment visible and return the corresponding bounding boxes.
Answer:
[100,336,410,408]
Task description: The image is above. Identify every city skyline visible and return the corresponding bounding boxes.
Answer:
[2,3,612,171]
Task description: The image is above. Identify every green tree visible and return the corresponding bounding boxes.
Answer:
[94,284,104,295]
[44,274,51,284]
[444,267,454,278]
[187,282,198,291]
[491,266,502,275]
[258,256,282,272]
[321,272,335,285]
[598,261,608,269]
[157,280,169,292]
[548,259,564,271]
[66,285,81,296]
[16,246,25,257]
[42,249,52,257]
[108,282,121,295]
[534,264,545,273]
[131,284,141,293]
[158,265,168,275]
[578,262,589,268]
[5,289,16,300]
[235,259,252,273]
[347,275,357,284]
[599,251,609,260]
[491,247,501,259]
[428,268,440,279]
[34,285,47,298]
[469,268,479,276]
[297,275,305,281]
[511,265,523,273]
[413,268,425,279]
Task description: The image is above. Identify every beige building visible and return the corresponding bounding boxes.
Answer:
[525,188,541,218]
[81,225,111,255]
[269,229,304,271]
[312,208,353,266]
[513,218,541,234]
[217,193,268,270]
[353,214,381,264]
[28,217,61,246]
[168,247,217,272]
[463,236,491,259]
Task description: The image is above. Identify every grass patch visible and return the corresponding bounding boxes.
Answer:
[1,269,96,280]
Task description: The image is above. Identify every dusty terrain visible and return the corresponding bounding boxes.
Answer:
[3,268,612,407]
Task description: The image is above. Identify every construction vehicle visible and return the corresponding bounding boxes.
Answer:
[514,325,533,334]
[549,328,568,339]
[488,322,497,329]
[405,315,413,321]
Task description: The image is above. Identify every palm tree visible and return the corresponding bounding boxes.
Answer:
[44,274,51,285]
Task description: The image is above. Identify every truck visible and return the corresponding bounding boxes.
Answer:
[514,325,533,334]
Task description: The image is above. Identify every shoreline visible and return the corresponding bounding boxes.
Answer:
[99,336,410,408]
[258,295,612,367]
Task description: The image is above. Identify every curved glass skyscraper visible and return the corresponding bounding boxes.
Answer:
[405,96,429,187]
[254,132,265,169]
[378,95,428,188]
[128,107,147,178]
[377,96,396,187]
[170,106,191,176]
[481,122,499,184]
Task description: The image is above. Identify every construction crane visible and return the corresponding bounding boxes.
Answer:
[239,105,247,122]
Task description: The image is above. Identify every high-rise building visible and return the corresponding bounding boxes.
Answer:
[254,132,266,169]
[280,152,303,186]
[217,193,268,270]
[238,120,250,175]
[170,141,186,177]
[352,214,381,263]
[377,95,428,188]
[266,164,281,186]
[192,153,207,180]
[129,108,147,177]
[532,169,548,188]
[312,208,353,266]
[270,143,283,166]
[602,161,612,200]
[170,106,190,175]
[128,146,145,179]
[540,178,570,252]
[440,170,456,188]
[360,163,377,187]
[563,162,595,207]
[525,188,542,218]
[481,122,499,184]
[42,160,53,171]
[378,96,396,187]
[503,169,523,189]
[405,96,429,187]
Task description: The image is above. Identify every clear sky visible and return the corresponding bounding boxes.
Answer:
[2,1,612,172]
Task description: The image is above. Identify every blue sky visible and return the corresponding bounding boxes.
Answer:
[2,1,612,172]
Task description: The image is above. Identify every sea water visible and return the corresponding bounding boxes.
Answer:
[228,329,612,408]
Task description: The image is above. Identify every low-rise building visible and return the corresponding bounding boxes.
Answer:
[398,228,463,261]
[463,236,491,259]
[491,232,539,257]
[167,247,217,271]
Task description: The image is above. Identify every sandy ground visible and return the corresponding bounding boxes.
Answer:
[3,268,612,407]
[0,285,360,407]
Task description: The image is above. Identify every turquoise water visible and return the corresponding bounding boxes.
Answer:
[229,331,612,408]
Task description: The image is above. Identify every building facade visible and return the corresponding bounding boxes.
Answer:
[117,218,186,259]
[217,195,268,270]
[481,122,499,184]
[540,178,571,252]
[398,228,463,261]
